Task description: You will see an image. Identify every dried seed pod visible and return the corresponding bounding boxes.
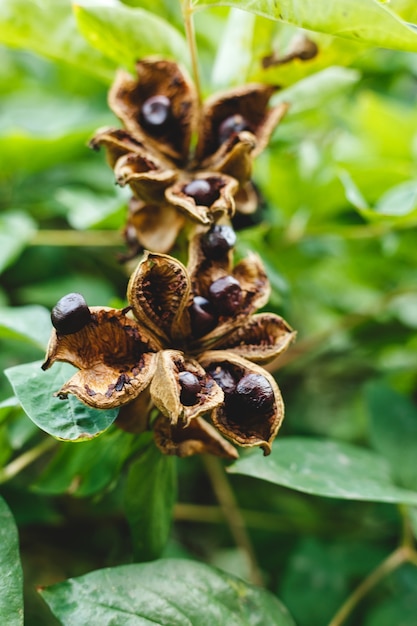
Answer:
[208,275,243,316]
[183,178,221,207]
[140,95,172,132]
[189,296,218,338]
[201,225,236,260]
[51,293,92,336]
[218,114,252,146]
[178,371,201,406]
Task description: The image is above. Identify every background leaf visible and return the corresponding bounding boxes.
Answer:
[124,440,177,561]
[366,381,417,491]
[0,0,114,81]
[0,306,51,350]
[40,558,296,625]
[191,0,417,52]
[0,212,36,275]
[229,437,417,504]
[0,497,23,626]
[74,1,190,70]
[5,361,118,441]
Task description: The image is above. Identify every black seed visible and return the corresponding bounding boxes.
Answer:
[233,373,274,414]
[218,114,252,146]
[179,371,201,406]
[183,179,220,207]
[201,225,236,260]
[208,275,243,316]
[51,293,92,336]
[208,365,236,395]
[141,95,171,131]
[189,296,218,338]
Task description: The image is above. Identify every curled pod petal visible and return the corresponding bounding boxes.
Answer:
[165,173,238,225]
[109,59,197,164]
[153,414,238,459]
[89,127,147,168]
[200,350,284,455]
[43,307,160,409]
[206,313,296,363]
[114,152,177,203]
[128,252,192,343]
[150,350,224,427]
[126,199,186,255]
[196,83,287,163]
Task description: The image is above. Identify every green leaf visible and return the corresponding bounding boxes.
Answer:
[34,427,135,497]
[0,497,23,626]
[0,305,52,350]
[74,1,190,71]
[229,437,417,504]
[366,381,417,491]
[4,361,118,441]
[124,440,177,561]
[211,8,256,88]
[273,67,360,118]
[191,0,417,52]
[40,558,295,626]
[0,0,114,81]
[0,212,36,274]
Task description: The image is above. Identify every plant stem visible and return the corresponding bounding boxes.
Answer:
[182,0,202,108]
[30,230,123,247]
[328,545,417,626]
[0,437,57,483]
[202,455,264,586]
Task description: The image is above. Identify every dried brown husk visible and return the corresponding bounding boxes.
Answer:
[154,414,238,459]
[109,58,197,164]
[127,252,191,344]
[199,350,284,455]
[126,199,186,254]
[150,350,224,426]
[42,307,160,409]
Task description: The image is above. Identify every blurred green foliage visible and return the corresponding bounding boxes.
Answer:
[1,1,417,624]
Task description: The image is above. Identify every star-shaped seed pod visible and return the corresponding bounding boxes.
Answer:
[42,226,295,457]
[90,57,288,253]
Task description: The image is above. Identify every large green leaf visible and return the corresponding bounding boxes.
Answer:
[5,361,118,441]
[0,305,51,350]
[0,212,36,274]
[74,1,190,71]
[366,381,417,491]
[229,437,417,504]
[0,498,23,626]
[0,0,114,81]
[41,558,295,625]
[191,0,417,52]
[124,441,177,561]
[34,427,135,497]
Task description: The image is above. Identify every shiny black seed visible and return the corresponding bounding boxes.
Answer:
[189,296,218,338]
[218,114,251,145]
[233,373,274,414]
[179,371,201,406]
[183,179,220,207]
[208,275,243,316]
[208,365,236,395]
[51,293,91,336]
[201,225,236,260]
[141,95,171,131]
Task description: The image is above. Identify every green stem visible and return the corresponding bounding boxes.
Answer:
[0,437,57,483]
[182,0,202,108]
[202,455,264,586]
[30,230,123,247]
[328,545,417,626]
